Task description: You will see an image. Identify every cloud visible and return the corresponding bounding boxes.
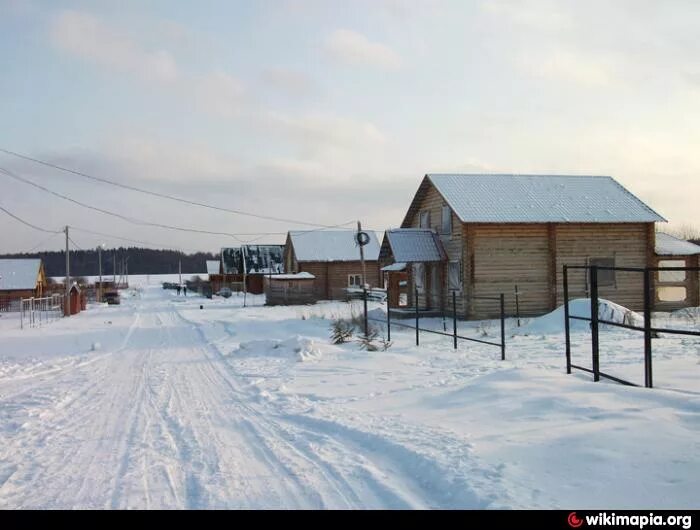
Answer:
[49,10,178,83]
[260,68,315,98]
[192,71,246,118]
[519,50,616,87]
[260,110,386,154]
[480,0,572,31]
[324,29,402,70]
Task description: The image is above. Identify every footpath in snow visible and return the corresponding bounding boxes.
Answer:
[0,280,698,509]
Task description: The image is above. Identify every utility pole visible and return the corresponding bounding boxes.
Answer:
[357,221,367,289]
[64,226,70,316]
[178,254,182,287]
[113,250,117,283]
[358,221,368,338]
[97,244,104,303]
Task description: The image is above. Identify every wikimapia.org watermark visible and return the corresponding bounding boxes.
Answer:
[568,512,692,529]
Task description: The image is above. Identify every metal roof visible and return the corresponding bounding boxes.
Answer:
[206,260,220,275]
[289,230,380,262]
[0,259,42,291]
[383,229,446,263]
[655,233,700,256]
[418,174,665,224]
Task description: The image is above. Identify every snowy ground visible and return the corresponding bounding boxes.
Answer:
[0,278,698,509]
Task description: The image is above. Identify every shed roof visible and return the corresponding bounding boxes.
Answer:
[0,259,42,291]
[402,174,665,226]
[268,272,315,280]
[206,260,220,275]
[289,230,380,262]
[382,229,446,263]
[655,233,700,256]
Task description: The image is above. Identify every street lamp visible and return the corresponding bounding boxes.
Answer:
[97,243,106,303]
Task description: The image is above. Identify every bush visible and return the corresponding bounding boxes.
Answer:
[330,318,355,344]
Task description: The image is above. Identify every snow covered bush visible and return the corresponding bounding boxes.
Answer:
[330,318,355,344]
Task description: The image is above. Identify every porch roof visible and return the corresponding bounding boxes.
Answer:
[382,229,446,263]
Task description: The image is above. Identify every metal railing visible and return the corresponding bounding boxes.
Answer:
[564,264,700,388]
[367,287,506,359]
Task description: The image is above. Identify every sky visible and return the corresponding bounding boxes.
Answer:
[1,0,699,254]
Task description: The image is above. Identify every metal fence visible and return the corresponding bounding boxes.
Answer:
[564,264,700,388]
[366,287,506,359]
[20,295,64,329]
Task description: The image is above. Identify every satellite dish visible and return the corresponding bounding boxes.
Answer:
[355,231,371,246]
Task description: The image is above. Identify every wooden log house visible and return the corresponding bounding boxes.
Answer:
[380,174,666,319]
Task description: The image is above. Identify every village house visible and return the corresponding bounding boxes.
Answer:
[0,258,47,311]
[380,174,667,319]
[284,230,381,300]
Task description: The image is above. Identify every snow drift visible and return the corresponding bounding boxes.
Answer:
[515,298,643,335]
[233,336,323,362]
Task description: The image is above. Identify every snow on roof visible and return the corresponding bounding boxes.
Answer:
[381,262,406,272]
[384,229,446,263]
[424,174,666,223]
[268,272,315,280]
[206,260,220,275]
[655,233,700,256]
[0,259,42,291]
[289,230,380,262]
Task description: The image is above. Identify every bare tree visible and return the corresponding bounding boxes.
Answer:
[659,223,700,242]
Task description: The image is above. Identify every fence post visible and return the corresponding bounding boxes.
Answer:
[452,291,457,350]
[386,282,391,343]
[643,268,653,388]
[415,286,419,346]
[563,265,571,374]
[590,266,600,382]
[363,287,369,338]
[514,284,521,327]
[500,293,506,361]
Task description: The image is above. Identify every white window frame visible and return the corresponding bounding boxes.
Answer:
[348,274,362,288]
[441,205,452,236]
[448,260,462,292]
[419,210,430,229]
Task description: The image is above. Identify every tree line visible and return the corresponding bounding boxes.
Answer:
[0,247,217,277]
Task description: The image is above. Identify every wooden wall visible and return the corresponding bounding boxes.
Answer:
[298,261,380,300]
[471,224,551,317]
[555,223,650,310]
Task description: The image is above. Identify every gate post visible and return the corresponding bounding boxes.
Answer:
[643,268,653,388]
[563,265,571,374]
[452,291,457,350]
[590,266,600,382]
[415,286,419,346]
[500,293,506,361]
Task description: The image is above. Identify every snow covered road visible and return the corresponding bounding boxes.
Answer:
[0,287,498,509]
[0,282,698,509]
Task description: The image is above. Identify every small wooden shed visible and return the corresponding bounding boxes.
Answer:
[68,283,81,316]
[264,272,316,306]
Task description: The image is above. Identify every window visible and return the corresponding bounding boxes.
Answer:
[589,257,615,287]
[419,210,430,228]
[658,260,686,282]
[348,274,362,288]
[441,205,452,235]
[413,263,425,292]
[658,286,687,302]
[448,261,462,291]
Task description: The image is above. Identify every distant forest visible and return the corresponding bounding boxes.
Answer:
[0,247,217,277]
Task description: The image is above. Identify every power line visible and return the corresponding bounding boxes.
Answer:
[0,204,62,234]
[0,166,246,241]
[0,147,351,228]
[0,166,357,242]
[25,232,61,253]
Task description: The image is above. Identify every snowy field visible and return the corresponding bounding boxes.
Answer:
[0,275,698,509]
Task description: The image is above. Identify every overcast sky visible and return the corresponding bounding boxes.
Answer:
[1,0,699,254]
